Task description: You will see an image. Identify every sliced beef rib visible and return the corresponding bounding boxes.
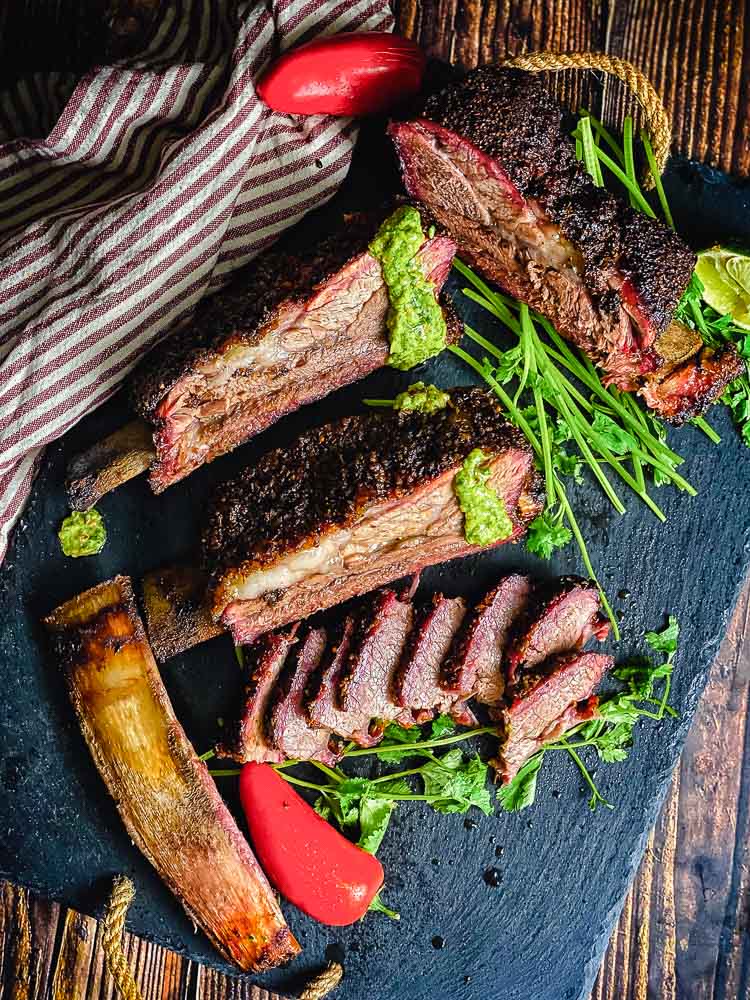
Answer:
[441,574,532,704]
[394,593,475,725]
[505,577,609,687]
[492,651,613,783]
[216,626,298,764]
[203,387,543,644]
[126,208,457,494]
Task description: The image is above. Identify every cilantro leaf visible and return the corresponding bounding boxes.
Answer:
[421,749,493,815]
[498,754,543,812]
[430,714,456,739]
[358,797,395,855]
[645,615,679,655]
[591,411,638,455]
[378,721,420,762]
[526,511,573,559]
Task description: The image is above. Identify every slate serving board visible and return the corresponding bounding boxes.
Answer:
[1,121,750,1000]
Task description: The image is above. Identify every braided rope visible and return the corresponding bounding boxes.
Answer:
[502,51,670,188]
[102,876,144,1000]
[299,960,344,999]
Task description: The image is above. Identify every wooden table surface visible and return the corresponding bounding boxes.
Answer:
[1,2,750,998]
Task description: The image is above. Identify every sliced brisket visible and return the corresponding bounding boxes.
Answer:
[393,593,475,725]
[505,577,609,688]
[267,627,341,764]
[128,208,457,493]
[388,68,740,419]
[492,652,613,783]
[338,590,415,729]
[304,617,383,747]
[203,387,543,644]
[441,574,531,704]
[215,626,298,763]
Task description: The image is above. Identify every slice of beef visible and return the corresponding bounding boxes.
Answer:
[215,626,298,763]
[638,343,745,422]
[393,593,475,724]
[129,208,456,493]
[337,590,415,730]
[505,576,609,688]
[267,627,340,764]
[204,387,543,644]
[388,68,740,419]
[492,651,613,783]
[441,574,532,704]
[304,617,382,747]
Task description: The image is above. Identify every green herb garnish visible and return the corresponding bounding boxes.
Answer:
[369,206,448,370]
[454,447,514,546]
[364,381,450,414]
[58,509,107,558]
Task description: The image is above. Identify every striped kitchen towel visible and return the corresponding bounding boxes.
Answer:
[0,0,393,563]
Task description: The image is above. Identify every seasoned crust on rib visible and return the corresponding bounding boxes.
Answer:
[202,387,535,578]
[129,203,452,423]
[421,67,696,336]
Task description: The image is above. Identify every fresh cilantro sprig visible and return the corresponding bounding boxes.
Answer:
[499,616,680,813]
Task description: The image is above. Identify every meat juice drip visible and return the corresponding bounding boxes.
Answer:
[432,935,446,949]
[483,867,502,887]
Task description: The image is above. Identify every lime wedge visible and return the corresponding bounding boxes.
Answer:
[696,246,750,328]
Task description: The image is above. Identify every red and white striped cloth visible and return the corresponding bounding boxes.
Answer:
[0,0,393,563]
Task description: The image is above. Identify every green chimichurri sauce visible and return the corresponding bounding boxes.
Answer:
[369,206,448,370]
[454,448,513,546]
[393,382,450,413]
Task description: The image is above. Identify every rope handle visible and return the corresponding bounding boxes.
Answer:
[103,876,343,1000]
[103,877,144,1000]
[501,51,670,188]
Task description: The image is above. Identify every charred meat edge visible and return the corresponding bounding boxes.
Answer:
[492,651,613,783]
[44,576,299,972]
[267,626,341,764]
[393,592,475,724]
[216,625,299,764]
[141,565,223,663]
[304,616,384,747]
[504,576,609,688]
[441,573,532,703]
[204,387,543,643]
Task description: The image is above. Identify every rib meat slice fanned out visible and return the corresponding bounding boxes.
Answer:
[394,593,475,725]
[216,626,298,764]
[441,573,531,704]
[337,590,415,731]
[388,67,741,420]
[203,387,543,644]
[305,617,382,747]
[504,576,609,687]
[267,627,341,764]
[44,576,299,973]
[128,209,456,494]
[492,652,613,783]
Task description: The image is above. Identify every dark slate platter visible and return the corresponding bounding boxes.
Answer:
[1,120,749,1000]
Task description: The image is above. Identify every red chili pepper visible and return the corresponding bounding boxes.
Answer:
[240,762,384,926]
[256,32,426,117]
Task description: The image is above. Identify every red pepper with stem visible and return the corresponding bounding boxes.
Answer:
[256,32,426,117]
[239,762,384,926]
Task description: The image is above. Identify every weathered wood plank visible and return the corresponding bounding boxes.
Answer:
[394,0,750,175]
[591,585,750,999]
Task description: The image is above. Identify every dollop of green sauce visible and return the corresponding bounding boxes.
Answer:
[393,382,450,414]
[58,509,107,558]
[454,448,514,546]
[369,206,448,371]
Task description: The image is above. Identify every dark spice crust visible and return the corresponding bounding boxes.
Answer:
[129,203,448,422]
[202,387,531,575]
[423,68,696,333]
